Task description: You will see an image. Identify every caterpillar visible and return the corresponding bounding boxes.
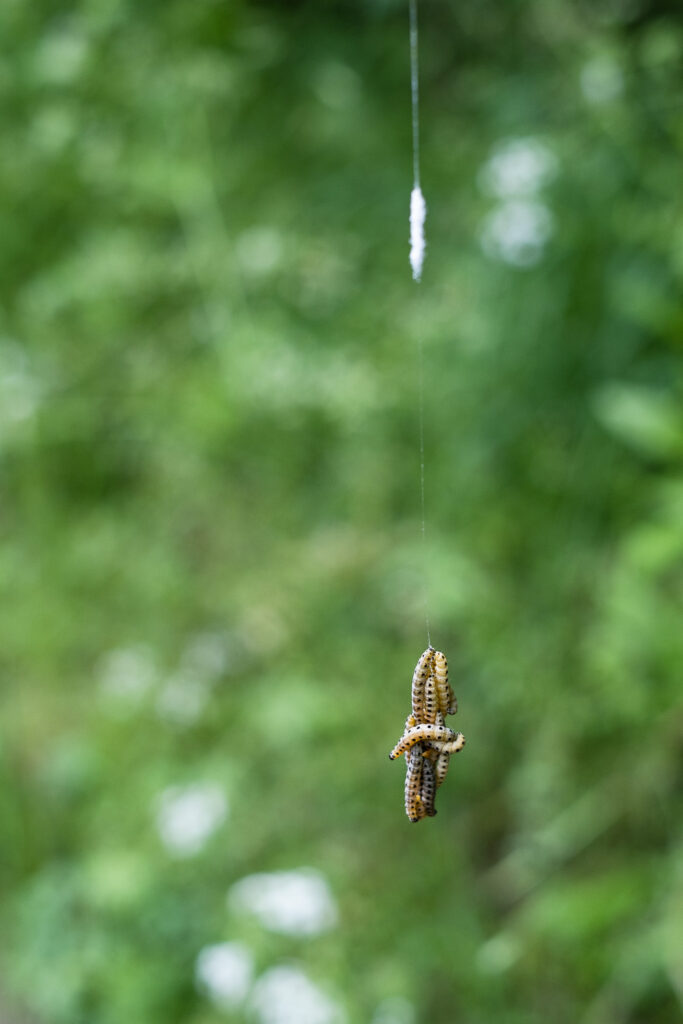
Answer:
[433,650,456,717]
[427,733,465,755]
[389,723,458,760]
[403,713,417,763]
[420,752,437,817]
[411,646,434,720]
[404,744,425,823]
[434,748,450,788]
[423,672,438,725]
[431,710,453,786]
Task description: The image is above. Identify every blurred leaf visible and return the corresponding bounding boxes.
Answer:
[593,383,683,460]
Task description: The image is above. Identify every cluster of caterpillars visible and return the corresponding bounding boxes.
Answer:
[389,646,465,822]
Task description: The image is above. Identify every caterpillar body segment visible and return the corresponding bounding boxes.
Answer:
[389,723,457,760]
[403,714,418,763]
[402,713,416,766]
[405,744,425,823]
[427,732,465,755]
[420,753,437,816]
[433,650,454,718]
[434,748,450,788]
[411,647,434,720]
[432,709,450,786]
[423,674,438,725]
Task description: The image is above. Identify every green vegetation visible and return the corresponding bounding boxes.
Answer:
[1,2,682,1022]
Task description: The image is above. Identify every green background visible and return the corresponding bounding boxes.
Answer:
[2,0,682,1022]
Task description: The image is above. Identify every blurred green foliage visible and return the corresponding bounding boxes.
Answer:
[1,1,682,1022]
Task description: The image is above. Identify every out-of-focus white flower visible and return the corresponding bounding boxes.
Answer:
[580,56,624,104]
[98,645,156,702]
[156,671,211,725]
[156,631,232,725]
[371,997,415,1024]
[479,138,556,198]
[228,869,338,937]
[181,631,234,678]
[249,965,345,1024]
[195,942,254,1010]
[155,783,228,857]
[480,199,553,268]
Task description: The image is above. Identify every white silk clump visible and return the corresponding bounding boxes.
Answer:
[409,185,426,281]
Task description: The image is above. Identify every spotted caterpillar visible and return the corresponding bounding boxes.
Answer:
[389,722,461,760]
[433,650,456,716]
[411,646,434,720]
[404,744,425,823]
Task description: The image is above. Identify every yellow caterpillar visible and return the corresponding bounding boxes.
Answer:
[411,646,434,720]
[423,673,438,724]
[433,650,457,717]
[427,733,465,755]
[389,723,458,760]
[403,714,417,763]
[420,753,437,817]
[434,748,450,788]
[404,744,425,822]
